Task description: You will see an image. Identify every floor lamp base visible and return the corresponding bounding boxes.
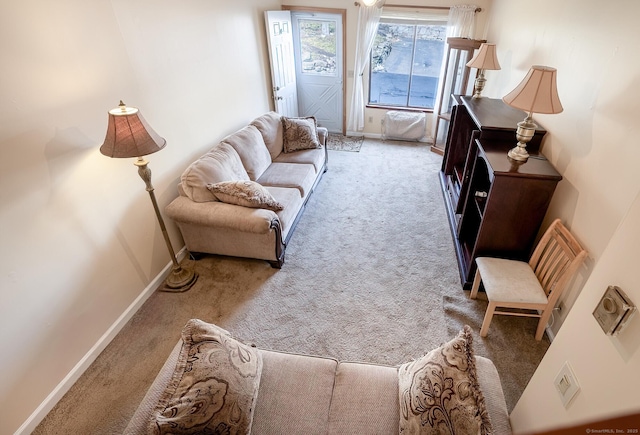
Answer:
[161,265,198,292]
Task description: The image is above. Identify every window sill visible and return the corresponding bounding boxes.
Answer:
[366,104,434,114]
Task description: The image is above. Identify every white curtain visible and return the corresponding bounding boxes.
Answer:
[447,4,477,39]
[347,1,384,134]
[431,4,478,139]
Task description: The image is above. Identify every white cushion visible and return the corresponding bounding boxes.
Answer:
[222,124,272,180]
[251,111,284,159]
[476,257,548,304]
[180,143,249,203]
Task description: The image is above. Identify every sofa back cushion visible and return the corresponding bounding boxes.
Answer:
[251,111,284,159]
[252,350,338,435]
[222,124,272,181]
[180,143,249,203]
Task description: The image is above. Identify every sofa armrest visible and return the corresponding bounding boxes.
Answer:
[165,196,278,234]
[475,356,512,434]
[317,127,328,146]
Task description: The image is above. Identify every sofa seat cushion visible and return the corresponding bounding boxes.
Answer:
[180,143,249,203]
[207,180,284,211]
[274,147,326,174]
[328,362,400,435]
[257,162,317,197]
[267,186,304,239]
[251,350,338,435]
[222,124,272,181]
[250,111,284,160]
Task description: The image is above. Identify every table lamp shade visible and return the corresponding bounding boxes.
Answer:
[503,65,563,115]
[466,43,501,70]
[100,101,166,158]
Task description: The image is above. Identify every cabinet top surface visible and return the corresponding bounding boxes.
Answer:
[479,141,562,180]
[461,96,547,134]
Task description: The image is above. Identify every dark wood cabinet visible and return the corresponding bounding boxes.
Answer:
[440,96,562,288]
[432,38,484,155]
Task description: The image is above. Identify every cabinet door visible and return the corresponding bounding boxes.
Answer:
[457,152,491,281]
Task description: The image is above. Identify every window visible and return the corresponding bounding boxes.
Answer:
[368,13,447,110]
[297,19,337,76]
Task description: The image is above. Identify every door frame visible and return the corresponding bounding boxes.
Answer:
[282,6,347,135]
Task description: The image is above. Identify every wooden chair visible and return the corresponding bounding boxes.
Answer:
[469,218,587,341]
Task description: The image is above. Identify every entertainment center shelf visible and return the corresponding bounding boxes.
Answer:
[440,96,562,288]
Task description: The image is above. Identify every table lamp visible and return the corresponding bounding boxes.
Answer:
[466,43,501,98]
[100,101,197,292]
[502,65,563,161]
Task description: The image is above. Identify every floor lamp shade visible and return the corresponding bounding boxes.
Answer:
[502,66,563,161]
[100,101,166,158]
[99,101,197,292]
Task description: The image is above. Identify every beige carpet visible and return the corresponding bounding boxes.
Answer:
[443,294,550,412]
[33,139,547,434]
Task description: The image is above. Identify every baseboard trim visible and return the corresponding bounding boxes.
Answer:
[14,249,188,435]
[344,131,433,144]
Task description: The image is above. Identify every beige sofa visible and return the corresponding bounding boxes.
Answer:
[165,112,328,268]
[124,321,511,434]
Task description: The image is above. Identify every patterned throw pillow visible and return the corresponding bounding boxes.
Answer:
[281,116,322,153]
[398,326,493,435]
[207,180,284,211]
[151,319,263,435]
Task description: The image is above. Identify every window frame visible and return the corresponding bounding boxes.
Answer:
[367,13,448,113]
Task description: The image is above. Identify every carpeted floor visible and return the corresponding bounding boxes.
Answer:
[443,294,551,412]
[33,138,548,434]
[326,133,364,152]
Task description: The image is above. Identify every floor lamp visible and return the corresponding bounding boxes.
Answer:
[100,101,197,292]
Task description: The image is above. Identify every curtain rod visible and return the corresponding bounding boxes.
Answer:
[354,2,482,13]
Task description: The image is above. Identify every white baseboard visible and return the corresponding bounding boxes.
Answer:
[14,249,188,435]
[352,131,434,144]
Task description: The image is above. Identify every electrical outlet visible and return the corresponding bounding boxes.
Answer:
[368,116,373,123]
[554,361,580,407]
[558,301,566,313]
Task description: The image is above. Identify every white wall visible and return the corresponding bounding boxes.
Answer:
[0,0,279,433]
[480,0,640,431]
[511,191,640,431]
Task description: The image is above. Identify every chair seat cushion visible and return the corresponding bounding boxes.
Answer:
[476,257,548,304]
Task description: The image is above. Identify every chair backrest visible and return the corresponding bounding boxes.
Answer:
[529,219,588,305]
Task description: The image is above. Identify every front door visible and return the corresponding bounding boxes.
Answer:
[265,11,298,117]
[291,12,344,134]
